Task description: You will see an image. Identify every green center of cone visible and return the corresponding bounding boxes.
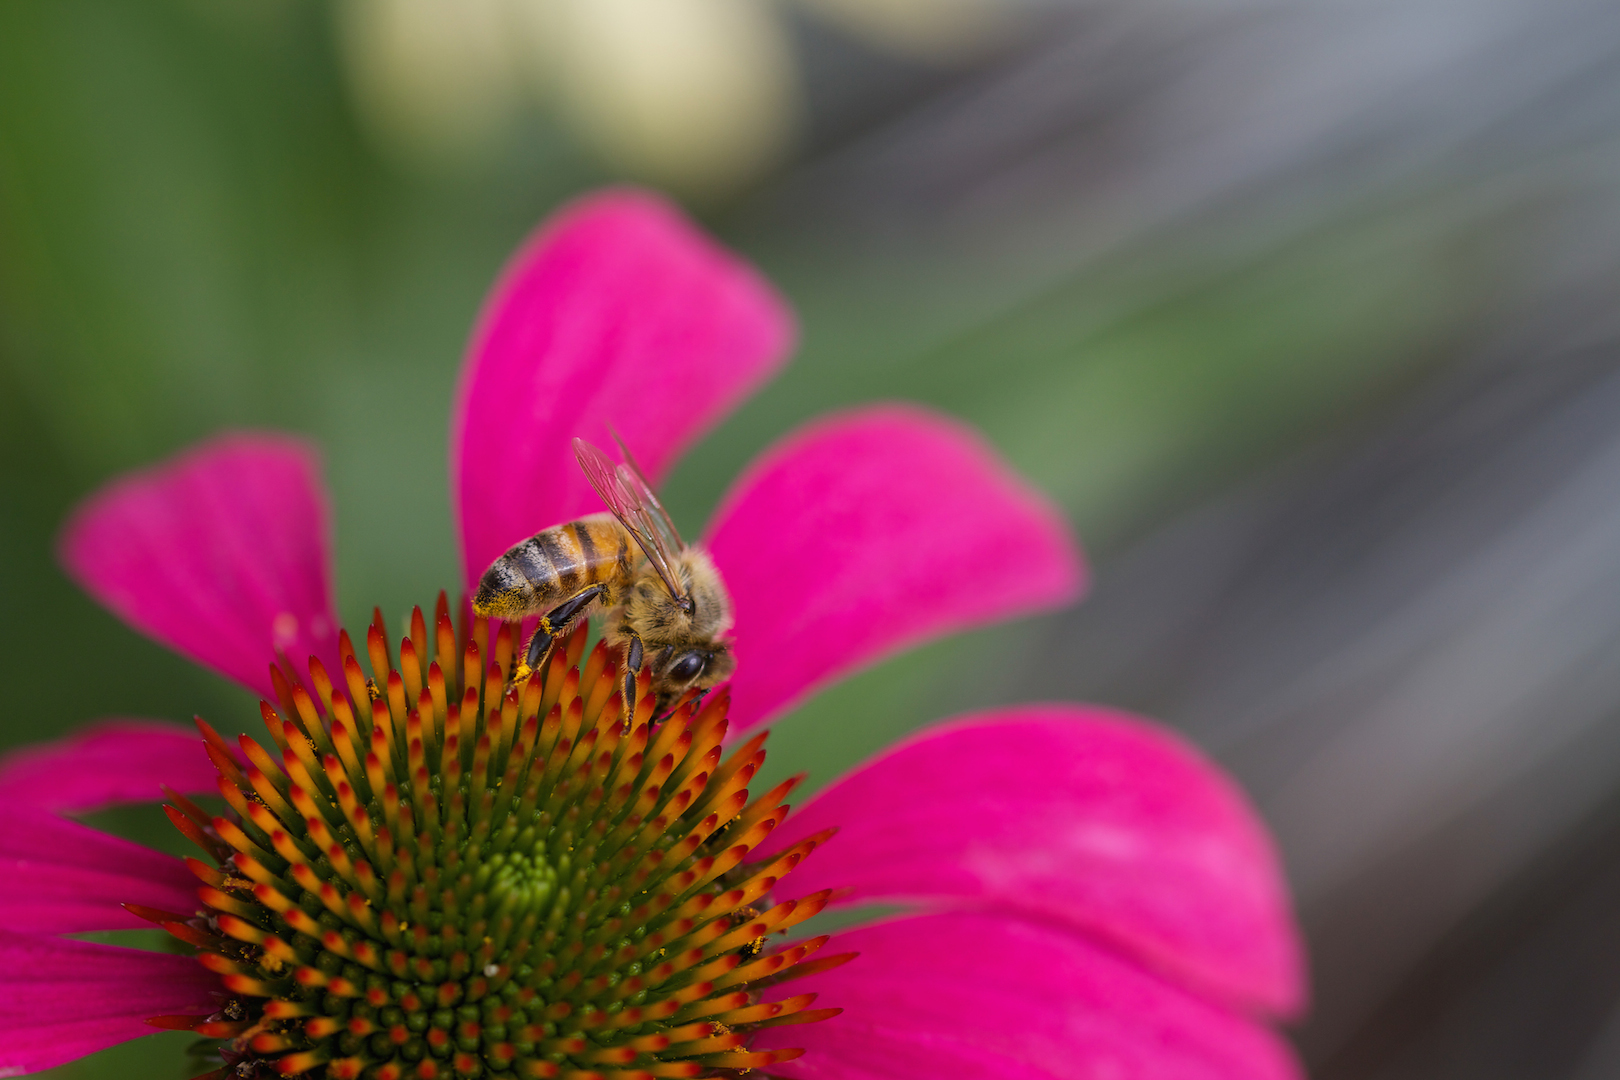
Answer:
[484,843,561,916]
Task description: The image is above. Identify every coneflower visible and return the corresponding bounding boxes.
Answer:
[0,189,1305,1080]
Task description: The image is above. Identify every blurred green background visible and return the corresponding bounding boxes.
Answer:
[5,0,1599,1076]
[0,0,1469,754]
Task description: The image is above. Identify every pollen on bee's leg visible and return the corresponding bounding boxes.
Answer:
[158,596,841,1080]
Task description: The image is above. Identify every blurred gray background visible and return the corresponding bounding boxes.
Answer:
[4,0,1620,1076]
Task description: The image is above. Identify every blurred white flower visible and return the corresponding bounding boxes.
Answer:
[546,0,798,195]
[338,0,530,168]
[335,0,1026,195]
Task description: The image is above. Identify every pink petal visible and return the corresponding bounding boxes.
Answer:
[453,187,794,587]
[0,804,199,933]
[0,720,216,813]
[760,913,1302,1080]
[760,706,1306,1019]
[58,433,340,699]
[0,929,220,1075]
[704,405,1084,731]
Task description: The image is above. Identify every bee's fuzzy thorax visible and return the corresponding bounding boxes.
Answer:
[622,549,733,641]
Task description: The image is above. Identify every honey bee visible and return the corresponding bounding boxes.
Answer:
[472,437,736,718]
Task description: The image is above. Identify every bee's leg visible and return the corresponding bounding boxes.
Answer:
[511,584,607,684]
[651,686,708,726]
[619,629,645,733]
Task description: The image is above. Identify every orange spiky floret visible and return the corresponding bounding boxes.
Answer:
[159,594,840,1079]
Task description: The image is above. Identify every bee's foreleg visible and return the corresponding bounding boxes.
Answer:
[512,584,607,684]
[619,630,645,733]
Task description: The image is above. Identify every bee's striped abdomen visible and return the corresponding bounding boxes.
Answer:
[472,513,633,619]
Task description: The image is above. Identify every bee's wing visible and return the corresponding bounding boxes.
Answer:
[574,437,685,600]
[611,431,686,556]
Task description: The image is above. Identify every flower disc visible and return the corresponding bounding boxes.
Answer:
[146,595,843,1080]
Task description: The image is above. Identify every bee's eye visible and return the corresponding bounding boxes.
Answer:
[668,652,706,683]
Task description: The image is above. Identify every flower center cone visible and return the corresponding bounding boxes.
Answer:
[139,592,846,1080]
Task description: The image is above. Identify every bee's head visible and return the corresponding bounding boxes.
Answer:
[652,640,735,697]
